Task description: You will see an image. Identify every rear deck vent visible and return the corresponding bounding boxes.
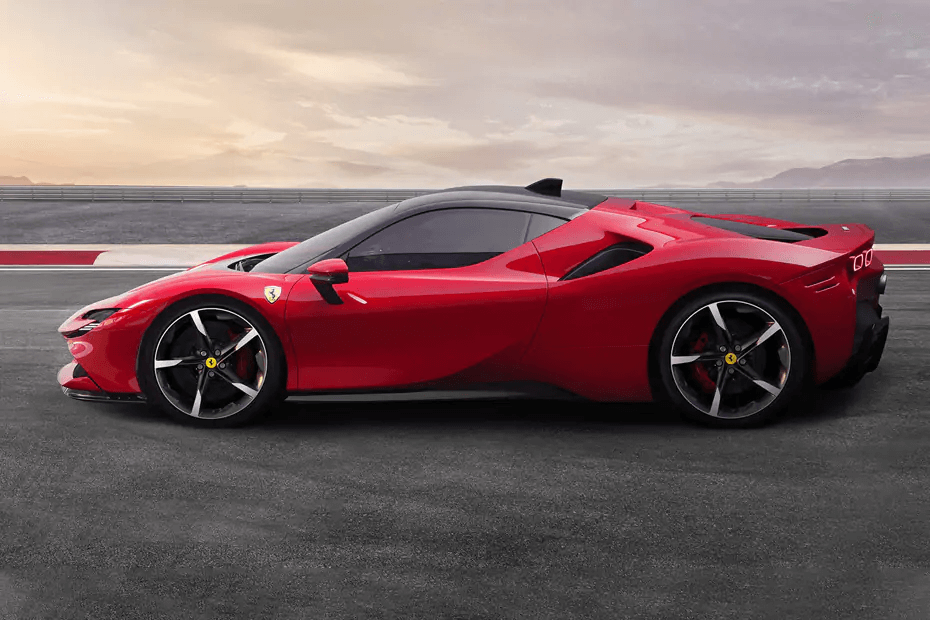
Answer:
[786,227,828,238]
[691,216,817,242]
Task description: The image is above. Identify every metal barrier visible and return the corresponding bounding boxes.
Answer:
[1,185,930,202]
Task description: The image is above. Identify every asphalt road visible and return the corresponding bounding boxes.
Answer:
[1,270,927,619]
[4,197,930,244]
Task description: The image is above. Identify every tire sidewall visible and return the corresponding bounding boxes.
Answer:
[137,295,286,427]
[657,289,808,428]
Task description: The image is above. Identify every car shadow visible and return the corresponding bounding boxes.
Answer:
[103,383,865,433]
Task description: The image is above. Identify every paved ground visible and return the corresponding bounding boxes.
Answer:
[4,197,930,243]
[0,270,926,619]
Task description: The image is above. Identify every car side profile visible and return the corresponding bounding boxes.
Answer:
[58,178,889,428]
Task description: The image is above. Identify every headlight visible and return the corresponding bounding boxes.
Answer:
[64,308,122,337]
[81,308,121,322]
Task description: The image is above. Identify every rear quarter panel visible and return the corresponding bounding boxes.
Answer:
[522,208,854,400]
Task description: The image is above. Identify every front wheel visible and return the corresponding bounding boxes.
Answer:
[138,296,286,427]
[657,290,808,428]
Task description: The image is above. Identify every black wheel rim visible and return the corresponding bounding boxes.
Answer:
[669,300,791,419]
[153,307,266,419]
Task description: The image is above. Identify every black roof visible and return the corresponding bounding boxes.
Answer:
[396,179,608,213]
[251,179,607,275]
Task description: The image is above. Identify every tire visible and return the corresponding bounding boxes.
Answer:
[656,288,808,428]
[137,295,286,427]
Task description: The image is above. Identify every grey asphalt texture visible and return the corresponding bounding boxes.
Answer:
[2,197,930,243]
[1,269,926,619]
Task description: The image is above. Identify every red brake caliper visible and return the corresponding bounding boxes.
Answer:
[689,331,716,393]
[227,327,256,380]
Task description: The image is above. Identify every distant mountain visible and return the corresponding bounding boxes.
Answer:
[0,175,33,185]
[708,153,930,188]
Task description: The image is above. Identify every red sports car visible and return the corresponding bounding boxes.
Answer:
[58,179,889,428]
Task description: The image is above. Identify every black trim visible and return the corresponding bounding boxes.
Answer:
[310,279,344,304]
[560,242,652,281]
[785,227,828,238]
[62,386,146,403]
[824,271,889,386]
[347,252,502,272]
[308,269,349,304]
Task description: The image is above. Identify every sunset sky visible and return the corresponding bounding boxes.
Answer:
[1,0,930,187]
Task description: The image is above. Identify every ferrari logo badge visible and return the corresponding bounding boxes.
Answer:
[205,357,217,369]
[264,286,282,304]
[725,353,737,365]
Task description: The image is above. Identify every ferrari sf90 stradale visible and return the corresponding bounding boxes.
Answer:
[58,179,889,427]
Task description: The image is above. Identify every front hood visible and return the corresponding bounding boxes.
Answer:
[59,241,299,332]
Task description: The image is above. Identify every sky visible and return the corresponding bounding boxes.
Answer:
[1,0,929,188]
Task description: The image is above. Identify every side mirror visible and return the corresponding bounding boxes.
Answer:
[307,258,349,305]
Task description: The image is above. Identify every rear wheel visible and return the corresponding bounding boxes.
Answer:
[657,290,808,428]
[138,296,286,427]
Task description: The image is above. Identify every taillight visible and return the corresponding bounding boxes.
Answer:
[849,247,873,272]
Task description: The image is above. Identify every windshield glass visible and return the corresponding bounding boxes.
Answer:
[250,203,400,273]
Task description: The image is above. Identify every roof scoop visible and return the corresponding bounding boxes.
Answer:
[525,178,562,197]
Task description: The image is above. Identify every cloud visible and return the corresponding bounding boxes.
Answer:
[3,0,930,186]
[251,47,431,89]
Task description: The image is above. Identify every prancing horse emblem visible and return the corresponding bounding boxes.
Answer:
[264,286,282,304]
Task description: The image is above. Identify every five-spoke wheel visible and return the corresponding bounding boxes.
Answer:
[138,297,285,427]
[658,290,807,427]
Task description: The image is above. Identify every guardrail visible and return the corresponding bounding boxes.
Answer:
[2,186,930,202]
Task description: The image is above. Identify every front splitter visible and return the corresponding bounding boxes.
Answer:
[62,386,146,403]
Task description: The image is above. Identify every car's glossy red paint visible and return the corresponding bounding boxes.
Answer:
[286,242,548,390]
[57,197,881,403]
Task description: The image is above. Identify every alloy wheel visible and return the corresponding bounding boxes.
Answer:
[669,300,790,419]
[152,307,267,419]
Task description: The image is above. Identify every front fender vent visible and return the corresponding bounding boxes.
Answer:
[560,242,652,281]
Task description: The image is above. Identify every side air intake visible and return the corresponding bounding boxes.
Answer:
[560,242,652,281]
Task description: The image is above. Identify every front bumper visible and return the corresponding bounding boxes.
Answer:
[58,361,145,403]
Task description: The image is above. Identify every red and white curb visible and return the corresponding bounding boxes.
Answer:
[0,243,929,269]
[0,244,248,269]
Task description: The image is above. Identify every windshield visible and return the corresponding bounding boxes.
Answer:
[250,203,400,273]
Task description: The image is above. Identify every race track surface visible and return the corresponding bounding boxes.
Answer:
[1,269,926,619]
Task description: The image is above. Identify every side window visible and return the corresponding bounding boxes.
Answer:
[346,208,532,272]
[525,213,568,242]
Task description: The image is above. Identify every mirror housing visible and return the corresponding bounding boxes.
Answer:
[307,258,349,304]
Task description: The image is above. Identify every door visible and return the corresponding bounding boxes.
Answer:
[285,208,563,391]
